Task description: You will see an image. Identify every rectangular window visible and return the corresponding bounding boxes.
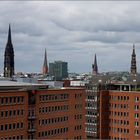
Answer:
[135,122,139,127]
[13,123,16,129]
[17,110,20,115]
[0,125,3,131]
[5,97,8,104]
[1,98,4,104]
[14,97,16,103]
[135,105,139,110]
[17,97,20,103]
[10,97,12,103]
[13,110,16,116]
[21,97,24,102]
[9,124,12,129]
[135,97,139,102]
[1,111,4,117]
[135,130,139,136]
[135,113,139,119]
[9,110,12,116]
[5,111,8,117]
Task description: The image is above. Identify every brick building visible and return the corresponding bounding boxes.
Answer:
[0,81,86,139]
[99,82,140,139]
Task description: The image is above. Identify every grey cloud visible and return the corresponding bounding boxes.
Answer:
[0,1,140,73]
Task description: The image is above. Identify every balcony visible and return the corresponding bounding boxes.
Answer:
[28,128,36,133]
[28,115,36,120]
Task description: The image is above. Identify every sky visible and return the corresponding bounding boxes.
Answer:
[0,1,140,74]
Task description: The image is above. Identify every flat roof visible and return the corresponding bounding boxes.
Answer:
[0,81,85,91]
[0,80,48,91]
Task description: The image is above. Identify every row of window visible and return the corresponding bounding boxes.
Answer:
[74,135,82,140]
[111,111,129,117]
[0,109,24,118]
[38,127,68,137]
[39,116,68,125]
[75,104,83,110]
[0,122,24,131]
[75,93,82,99]
[39,105,69,114]
[109,103,129,109]
[1,135,23,140]
[86,127,97,132]
[75,114,82,120]
[87,95,97,101]
[86,103,97,108]
[111,128,139,136]
[39,94,69,102]
[86,86,98,91]
[87,111,97,116]
[74,125,82,131]
[110,96,129,101]
[87,119,97,124]
[111,119,129,126]
[0,96,24,105]
[110,127,129,134]
[110,137,128,140]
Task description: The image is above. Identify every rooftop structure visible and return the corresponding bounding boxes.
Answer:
[4,24,14,78]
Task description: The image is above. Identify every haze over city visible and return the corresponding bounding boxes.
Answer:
[0,1,140,73]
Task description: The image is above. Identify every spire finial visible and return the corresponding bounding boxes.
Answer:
[7,23,12,44]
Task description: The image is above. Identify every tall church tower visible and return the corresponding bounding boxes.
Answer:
[42,49,48,75]
[92,54,98,75]
[130,44,137,75]
[4,24,15,77]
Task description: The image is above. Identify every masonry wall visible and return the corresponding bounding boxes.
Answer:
[35,88,86,139]
[0,91,28,139]
[0,88,86,139]
[100,90,140,139]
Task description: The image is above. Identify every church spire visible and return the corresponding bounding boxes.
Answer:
[42,49,48,75]
[131,44,137,75]
[92,54,98,75]
[4,24,15,78]
[7,24,12,45]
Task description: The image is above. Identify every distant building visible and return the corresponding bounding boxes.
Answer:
[4,24,14,78]
[131,44,137,76]
[49,61,68,80]
[92,54,98,75]
[42,49,48,75]
[0,81,86,139]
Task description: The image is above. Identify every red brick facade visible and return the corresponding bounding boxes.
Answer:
[100,90,140,139]
[0,87,86,139]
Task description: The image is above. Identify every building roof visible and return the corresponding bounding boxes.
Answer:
[0,80,48,91]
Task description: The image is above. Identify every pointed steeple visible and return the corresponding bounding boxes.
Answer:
[42,49,48,75]
[7,24,12,45]
[131,44,137,75]
[92,54,98,75]
[132,44,135,55]
[4,24,15,78]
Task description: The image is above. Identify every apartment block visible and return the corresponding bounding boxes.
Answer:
[0,81,86,139]
[100,83,140,139]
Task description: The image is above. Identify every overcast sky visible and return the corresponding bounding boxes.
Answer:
[0,1,140,73]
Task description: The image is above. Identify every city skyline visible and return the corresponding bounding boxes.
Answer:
[0,1,140,73]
